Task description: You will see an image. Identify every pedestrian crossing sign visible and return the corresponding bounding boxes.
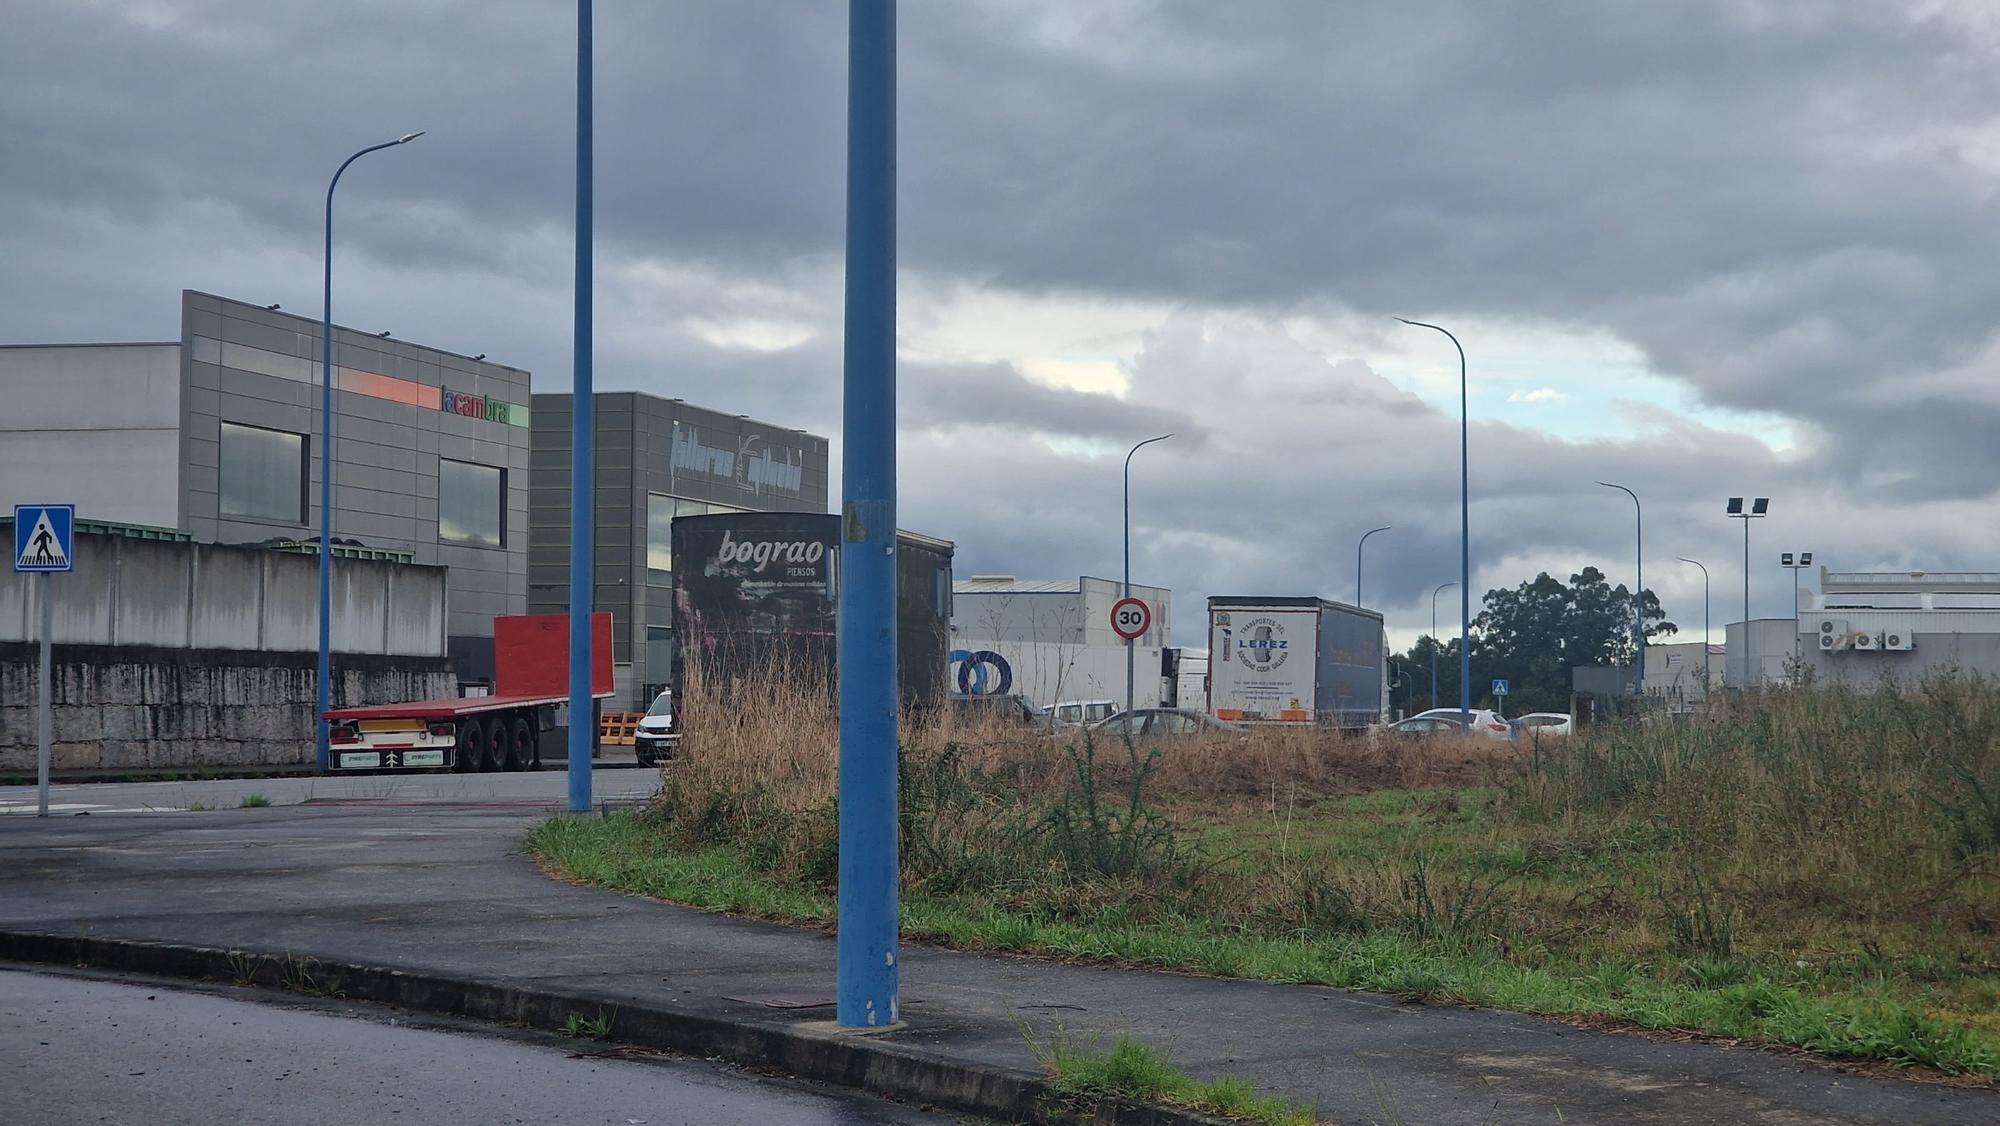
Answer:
[14,505,74,573]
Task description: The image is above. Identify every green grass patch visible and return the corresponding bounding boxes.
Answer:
[526,811,2000,1078]
[1038,1033,1320,1125]
[239,793,273,808]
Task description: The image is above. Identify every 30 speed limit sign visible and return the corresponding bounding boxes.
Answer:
[1110,597,1152,641]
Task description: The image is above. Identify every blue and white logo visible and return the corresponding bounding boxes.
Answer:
[13,505,74,573]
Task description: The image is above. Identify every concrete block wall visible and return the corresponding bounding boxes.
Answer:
[0,643,454,775]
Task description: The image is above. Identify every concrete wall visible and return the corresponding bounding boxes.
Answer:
[529,391,830,707]
[0,343,182,526]
[0,531,446,657]
[0,643,453,775]
[178,291,528,677]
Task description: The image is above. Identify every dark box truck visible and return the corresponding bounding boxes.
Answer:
[669,512,954,713]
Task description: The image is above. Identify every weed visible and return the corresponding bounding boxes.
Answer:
[184,801,212,812]
[1033,1031,1321,1125]
[239,793,273,808]
[1658,875,1736,962]
[225,950,266,987]
[278,954,344,999]
[559,1010,614,1040]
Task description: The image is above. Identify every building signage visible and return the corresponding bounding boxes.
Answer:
[672,425,805,498]
[440,386,517,425]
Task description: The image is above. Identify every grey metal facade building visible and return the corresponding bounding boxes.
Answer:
[0,290,530,679]
[529,392,829,708]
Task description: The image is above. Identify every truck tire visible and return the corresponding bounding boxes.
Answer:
[455,722,484,774]
[505,716,535,772]
[482,716,509,773]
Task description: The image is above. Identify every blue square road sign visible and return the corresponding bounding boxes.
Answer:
[14,505,75,573]
[1491,678,1510,697]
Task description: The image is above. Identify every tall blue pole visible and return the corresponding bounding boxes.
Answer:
[567,0,595,813]
[1397,319,1470,723]
[837,0,898,1029]
[1599,482,1643,697]
[318,132,421,773]
[1356,525,1390,607]
[1430,581,1454,712]
[1123,433,1173,720]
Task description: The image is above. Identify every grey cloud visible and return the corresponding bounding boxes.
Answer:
[901,359,1203,442]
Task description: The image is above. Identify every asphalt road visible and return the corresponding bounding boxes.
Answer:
[0,768,661,816]
[0,968,952,1126]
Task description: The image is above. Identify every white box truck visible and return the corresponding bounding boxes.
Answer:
[1208,596,1385,728]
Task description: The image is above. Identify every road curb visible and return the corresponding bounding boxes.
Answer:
[0,929,1246,1126]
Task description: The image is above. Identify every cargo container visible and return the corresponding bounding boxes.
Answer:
[1207,596,1384,728]
[669,513,954,712]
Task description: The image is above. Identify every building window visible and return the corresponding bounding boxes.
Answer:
[219,421,306,524]
[646,494,745,576]
[440,458,504,547]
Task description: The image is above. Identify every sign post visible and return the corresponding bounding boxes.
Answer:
[16,504,75,819]
[1112,596,1152,722]
[1491,678,1510,705]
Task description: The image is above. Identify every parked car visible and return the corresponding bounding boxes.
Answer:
[634,689,677,767]
[1049,699,1118,729]
[948,693,1049,730]
[1089,708,1244,738]
[1381,715,1469,736]
[1509,712,1574,738]
[1405,707,1513,740]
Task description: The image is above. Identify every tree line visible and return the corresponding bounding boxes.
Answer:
[1389,566,1674,716]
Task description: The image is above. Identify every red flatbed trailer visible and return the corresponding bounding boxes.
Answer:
[323,613,614,773]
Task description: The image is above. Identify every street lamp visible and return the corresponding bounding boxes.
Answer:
[1780,552,1814,661]
[1355,525,1391,606]
[317,130,423,773]
[1720,500,1768,692]
[1597,482,1643,698]
[1430,581,1456,711]
[1678,557,1711,699]
[1124,433,1174,721]
[1397,318,1471,725]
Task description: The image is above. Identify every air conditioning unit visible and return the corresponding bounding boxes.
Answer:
[1818,632,1837,651]
[1816,618,1847,638]
[1881,626,1914,651]
[1852,631,1880,651]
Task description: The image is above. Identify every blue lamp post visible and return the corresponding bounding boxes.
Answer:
[568,0,595,813]
[317,130,423,773]
[1598,481,1644,698]
[1355,525,1391,607]
[837,0,899,1030]
[1678,557,1710,698]
[1429,581,1455,711]
[1124,433,1173,719]
[1396,318,1471,724]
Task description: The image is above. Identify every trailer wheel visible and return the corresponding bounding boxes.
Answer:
[482,716,509,772]
[505,716,535,772]
[455,721,484,774]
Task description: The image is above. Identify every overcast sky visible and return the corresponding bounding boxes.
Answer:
[6,1,1999,648]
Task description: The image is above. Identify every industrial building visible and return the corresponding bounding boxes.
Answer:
[1642,640,1725,713]
[0,290,529,680]
[949,575,1171,711]
[1799,568,2000,686]
[528,391,829,708]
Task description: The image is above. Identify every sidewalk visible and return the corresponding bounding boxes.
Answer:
[0,802,1989,1124]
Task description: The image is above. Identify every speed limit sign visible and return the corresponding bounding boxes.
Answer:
[1110,596,1152,641]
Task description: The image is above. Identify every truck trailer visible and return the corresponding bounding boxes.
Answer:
[670,512,954,712]
[323,612,614,772]
[1207,596,1384,728]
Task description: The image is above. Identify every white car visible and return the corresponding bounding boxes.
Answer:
[1405,707,1513,740]
[634,690,678,766]
[1048,699,1117,729]
[1509,712,1573,737]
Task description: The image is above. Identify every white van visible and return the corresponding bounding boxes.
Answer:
[1049,699,1117,729]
